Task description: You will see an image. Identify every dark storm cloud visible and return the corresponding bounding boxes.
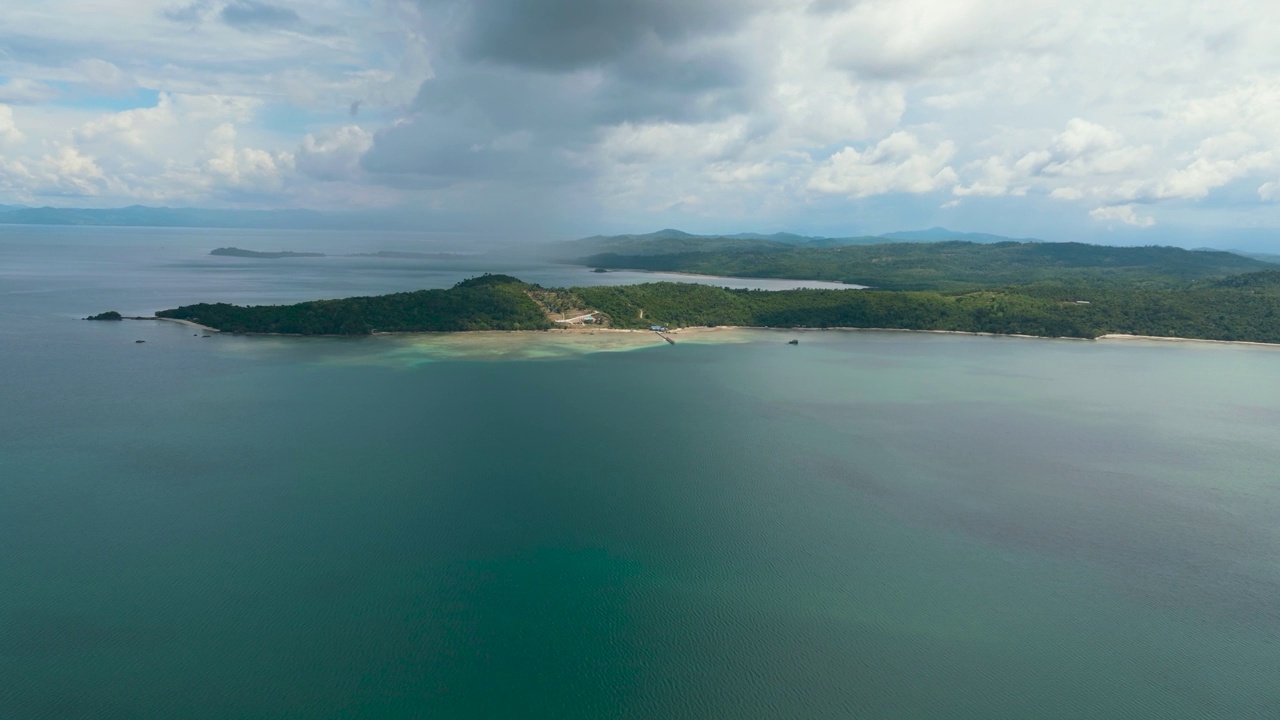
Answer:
[220,1,302,31]
[362,66,589,179]
[363,0,770,182]
[438,0,769,72]
[594,39,753,124]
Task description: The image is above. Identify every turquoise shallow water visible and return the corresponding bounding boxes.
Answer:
[3,228,1280,718]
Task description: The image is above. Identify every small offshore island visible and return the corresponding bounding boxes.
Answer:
[210,246,467,260]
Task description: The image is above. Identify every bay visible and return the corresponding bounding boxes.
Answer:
[2,227,1279,719]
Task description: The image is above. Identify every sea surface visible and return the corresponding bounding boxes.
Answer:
[3,226,1280,719]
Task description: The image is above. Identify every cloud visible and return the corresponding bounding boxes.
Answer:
[1034,119,1150,178]
[1089,204,1155,227]
[954,156,1019,197]
[0,91,311,203]
[434,0,772,72]
[203,123,293,191]
[296,125,372,181]
[958,119,1152,201]
[0,78,58,104]
[77,59,135,94]
[824,0,1070,81]
[0,105,25,144]
[0,145,112,198]
[808,131,958,198]
[951,113,1279,208]
[2,0,1280,237]
[72,93,259,147]
[1151,133,1274,200]
[219,1,302,31]
[162,1,213,24]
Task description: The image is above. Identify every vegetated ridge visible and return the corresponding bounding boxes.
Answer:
[139,266,1280,344]
[575,277,1280,343]
[575,240,1270,291]
[157,274,551,334]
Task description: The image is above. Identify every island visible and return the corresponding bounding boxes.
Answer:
[210,247,470,260]
[85,311,123,320]
[211,247,326,259]
[346,251,469,259]
[565,236,1272,291]
[156,274,551,334]
[131,266,1280,344]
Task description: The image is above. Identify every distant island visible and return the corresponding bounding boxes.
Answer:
[346,251,471,259]
[211,247,325,259]
[565,235,1273,291]
[210,247,469,260]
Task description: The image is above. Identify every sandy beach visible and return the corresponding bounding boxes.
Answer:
[130,314,1280,351]
[147,316,221,333]
[673,326,1280,348]
[1095,333,1280,349]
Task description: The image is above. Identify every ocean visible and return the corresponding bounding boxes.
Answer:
[3,227,1279,719]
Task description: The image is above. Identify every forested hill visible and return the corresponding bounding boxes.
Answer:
[573,281,1280,343]
[156,274,551,335]
[578,241,1272,291]
[139,269,1280,343]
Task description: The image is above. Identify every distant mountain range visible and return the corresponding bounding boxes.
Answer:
[1195,247,1280,265]
[558,227,1040,258]
[879,227,1041,243]
[0,205,331,229]
[1,204,1272,265]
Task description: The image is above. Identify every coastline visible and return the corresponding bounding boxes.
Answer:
[1094,333,1280,349]
[122,315,1280,349]
[672,326,1280,349]
[626,269,866,289]
[146,316,221,333]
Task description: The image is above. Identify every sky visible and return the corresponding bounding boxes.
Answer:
[2,0,1280,244]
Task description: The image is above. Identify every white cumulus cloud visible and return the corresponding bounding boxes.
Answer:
[0,105,25,145]
[1089,204,1155,227]
[808,132,958,198]
[295,125,373,181]
[203,123,293,192]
